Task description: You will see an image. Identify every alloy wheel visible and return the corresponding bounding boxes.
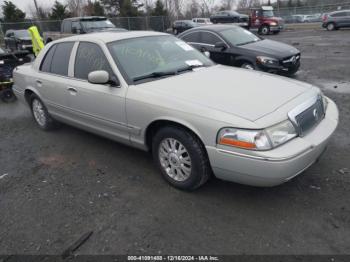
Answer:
[32,99,47,127]
[158,138,192,182]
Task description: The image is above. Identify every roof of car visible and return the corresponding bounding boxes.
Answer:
[64,16,107,21]
[57,30,168,44]
[330,9,350,14]
[179,24,239,34]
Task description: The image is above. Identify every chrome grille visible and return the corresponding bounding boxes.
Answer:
[288,96,325,137]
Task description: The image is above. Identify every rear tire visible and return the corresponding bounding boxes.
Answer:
[1,89,16,103]
[152,126,211,190]
[30,94,57,130]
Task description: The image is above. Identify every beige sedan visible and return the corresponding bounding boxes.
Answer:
[13,31,339,190]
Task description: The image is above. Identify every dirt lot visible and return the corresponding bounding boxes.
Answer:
[1,28,350,256]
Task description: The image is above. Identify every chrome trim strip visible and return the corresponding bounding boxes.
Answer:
[209,146,313,162]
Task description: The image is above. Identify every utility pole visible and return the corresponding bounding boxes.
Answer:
[33,0,40,19]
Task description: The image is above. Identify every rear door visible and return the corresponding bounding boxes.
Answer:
[36,42,75,118]
[66,41,128,142]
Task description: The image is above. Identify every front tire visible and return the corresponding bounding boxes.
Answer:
[259,25,270,35]
[326,23,335,31]
[152,126,211,190]
[241,62,255,70]
[30,94,57,130]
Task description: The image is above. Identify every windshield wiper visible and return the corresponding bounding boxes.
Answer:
[133,64,206,82]
[132,65,205,82]
[133,71,178,82]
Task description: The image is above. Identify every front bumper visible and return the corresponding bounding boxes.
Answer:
[206,98,339,187]
[256,60,300,75]
[270,25,283,32]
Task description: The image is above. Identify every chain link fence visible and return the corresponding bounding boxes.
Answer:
[0,16,170,45]
[274,2,350,23]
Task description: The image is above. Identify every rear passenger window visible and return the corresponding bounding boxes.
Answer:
[50,42,74,76]
[40,45,57,73]
[201,33,221,45]
[181,32,201,42]
[74,42,114,80]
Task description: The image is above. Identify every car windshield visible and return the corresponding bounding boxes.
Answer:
[220,27,261,46]
[262,10,274,17]
[108,35,214,83]
[81,19,115,30]
[14,30,30,38]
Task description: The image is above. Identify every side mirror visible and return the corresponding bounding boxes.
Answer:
[88,70,120,87]
[214,41,227,51]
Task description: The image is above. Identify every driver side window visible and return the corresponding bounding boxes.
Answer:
[74,42,114,80]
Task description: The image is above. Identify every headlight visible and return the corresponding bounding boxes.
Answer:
[21,45,26,49]
[256,56,279,66]
[217,120,297,151]
[270,22,277,26]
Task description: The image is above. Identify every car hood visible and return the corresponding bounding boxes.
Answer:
[241,39,299,58]
[140,65,314,122]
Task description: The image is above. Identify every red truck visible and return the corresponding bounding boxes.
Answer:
[248,6,284,35]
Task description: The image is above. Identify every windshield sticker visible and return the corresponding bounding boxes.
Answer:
[185,60,203,66]
[176,41,194,51]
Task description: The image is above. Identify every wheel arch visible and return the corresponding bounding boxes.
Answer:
[144,118,205,152]
[24,87,43,105]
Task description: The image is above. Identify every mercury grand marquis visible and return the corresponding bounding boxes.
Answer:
[13,31,339,190]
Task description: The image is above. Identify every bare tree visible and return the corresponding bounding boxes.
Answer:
[66,0,87,16]
[221,0,236,10]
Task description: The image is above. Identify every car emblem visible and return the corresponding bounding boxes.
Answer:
[313,108,319,121]
[291,56,296,64]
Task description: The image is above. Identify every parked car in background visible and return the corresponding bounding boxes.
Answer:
[303,14,322,23]
[43,16,126,43]
[13,31,338,190]
[178,24,300,76]
[4,30,33,52]
[192,18,212,25]
[249,6,284,35]
[172,20,197,35]
[210,10,249,27]
[322,10,350,31]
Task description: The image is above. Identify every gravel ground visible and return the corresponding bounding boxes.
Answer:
[0,28,350,256]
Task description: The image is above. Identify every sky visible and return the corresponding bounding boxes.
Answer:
[0,0,56,15]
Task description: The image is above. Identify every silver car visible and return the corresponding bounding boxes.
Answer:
[13,31,339,190]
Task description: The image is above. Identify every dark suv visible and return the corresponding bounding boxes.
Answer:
[322,10,350,31]
[172,20,197,35]
[4,30,33,52]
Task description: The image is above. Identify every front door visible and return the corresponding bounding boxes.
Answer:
[66,41,128,142]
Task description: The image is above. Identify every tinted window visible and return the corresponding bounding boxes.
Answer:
[40,45,57,73]
[181,32,201,42]
[332,12,346,17]
[201,32,221,45]
[221,27,261,46]
[50,42,74,76]
[74,42,114,80]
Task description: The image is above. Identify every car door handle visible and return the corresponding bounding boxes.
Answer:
[36,80,42,87]
[67,87,77,94]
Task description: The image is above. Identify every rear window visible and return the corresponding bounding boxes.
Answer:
[40,42,74,76]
